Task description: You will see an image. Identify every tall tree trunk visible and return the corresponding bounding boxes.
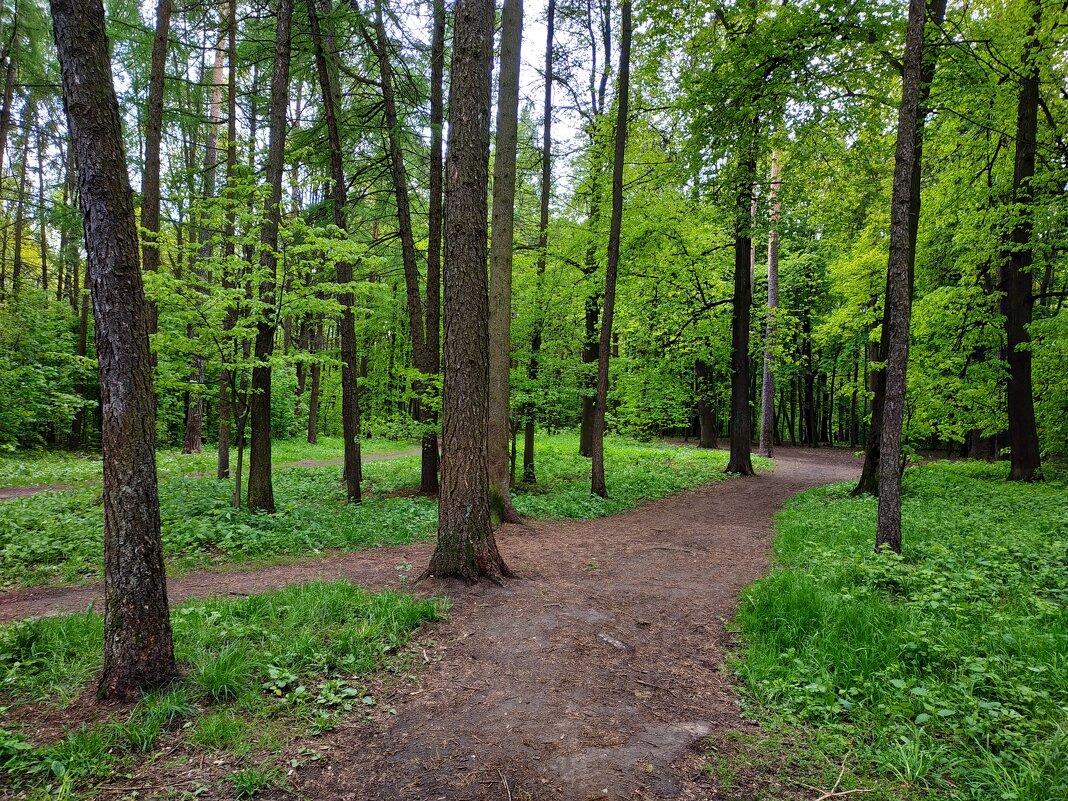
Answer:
[1000,4,1042,482]
[758,151,781,458]
[308,0,361,500]
[421,0,445,495]
[369,0,440,491]
[142,0,171,344]
[0,9,17,188]
[247,0,293,513]
[487,0,524,524]
[725,144,757,475]
[51,0,176,699]
[11,131,29,294]
[855,0,945,496]
[217,0,238,480]
[590,0,631,498]
[425,0,510,581]
[307,325,321,445]
[37,122,48,289]
[876,0,945,553]
[522,0,555,482]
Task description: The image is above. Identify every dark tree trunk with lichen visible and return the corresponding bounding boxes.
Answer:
[425,0,511,582]
[51,0,176,700]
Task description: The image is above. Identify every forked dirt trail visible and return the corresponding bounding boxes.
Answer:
[0,448,859,799]
[300,448,860,801]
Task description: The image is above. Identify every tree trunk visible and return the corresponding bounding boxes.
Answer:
[487,0,524,525]
[37,123,49,289]
[876,0,946,553]
[0,10,17,190]
[309,0,362,500]
[217,0,238,480]
[590,0,631,498]
[247,0,293,513]
[142,0,171,344]
[1000,4,1042,482]
[307,324,322,445]
[51,0,176,700]
[425,0,510,582]
[522,0,556,482]
[11,131,29,294]
[725,145,756,475]
[695,358,716,448]
[758,151,781,458]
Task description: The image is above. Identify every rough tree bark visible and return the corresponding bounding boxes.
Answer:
[487,0,524,524]
[309,0,362,500]
[855,0,946,496]
[590,0,631,498]
[876,0,945,553]
[50,0,177,699]
[424,0,511,581]
[1000,3,1042,482]
[758,152,781,458]
[247,0,293,513]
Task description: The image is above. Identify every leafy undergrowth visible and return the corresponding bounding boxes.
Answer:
[0,580,442,800]
[0,436,414,488]
[0,434,743,589]
[729,460,1068,801]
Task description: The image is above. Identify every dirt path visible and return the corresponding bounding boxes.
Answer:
[0,447,859,800]
[0,447,420,501]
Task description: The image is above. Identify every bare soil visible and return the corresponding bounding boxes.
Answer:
[1,447,859,800]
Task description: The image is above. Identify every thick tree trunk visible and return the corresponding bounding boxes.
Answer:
[51,0,176,700]
[0,11,17,190]
[425,0,510,582]
[590,0,631,498]
[1000,6,1042,482]
[247,0,293,513]
[487,0,524,524]
[758,152,781,458]
[876,0,945,553]
[309,0,361,500]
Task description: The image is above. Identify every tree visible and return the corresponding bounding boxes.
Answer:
[425,0,511,581]
[487,0,524,524]
[50,0,177,699]
[590,0,632,498]
[876,0,946,553]
[247,0,294,513]
[725,143,756,476]
[308,0,362,501]
[1000,1,1042,482]
[759,151,782,458]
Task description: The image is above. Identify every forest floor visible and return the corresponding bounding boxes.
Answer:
[1,447,860,800]
[0,447,421,500]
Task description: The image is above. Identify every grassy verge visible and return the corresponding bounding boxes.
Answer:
[0,434,748,589]
[0,436,417,487]
[722,460,1068,801]
[0,581,442,800]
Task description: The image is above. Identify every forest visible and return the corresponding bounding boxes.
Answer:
[0,0,1066,796]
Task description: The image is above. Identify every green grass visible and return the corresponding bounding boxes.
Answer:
[0,580,442,797]
[0,434,747,589]
[0,435,416,487]
[730,460,1068,801]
